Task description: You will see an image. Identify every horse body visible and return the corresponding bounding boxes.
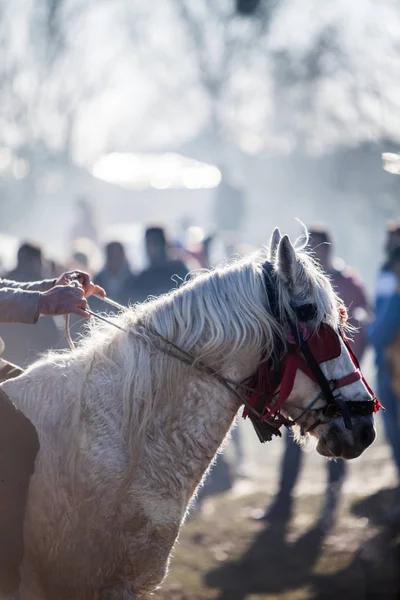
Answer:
[5,351,251,598]
[1,231,376,599]
[4,282,263,598]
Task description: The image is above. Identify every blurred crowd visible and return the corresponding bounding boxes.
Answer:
[2,201,400,531]
[0,201,216,367]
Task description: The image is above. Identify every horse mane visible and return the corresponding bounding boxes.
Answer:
[27,242,341,465]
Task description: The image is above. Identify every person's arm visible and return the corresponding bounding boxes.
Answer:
[0,278,56,293]
[0,287,42,324]
[368,294,400,348]
[0,269,104,325]
[0,269,105,298]
[346,279,370,360]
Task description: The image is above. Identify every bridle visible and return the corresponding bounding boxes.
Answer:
[243,263,381,442]
[65,265,381,444]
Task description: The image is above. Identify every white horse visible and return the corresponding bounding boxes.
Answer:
[2,230,376,600]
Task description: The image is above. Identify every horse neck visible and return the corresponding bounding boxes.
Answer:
[137,346,257,504]
[133,280,268,499]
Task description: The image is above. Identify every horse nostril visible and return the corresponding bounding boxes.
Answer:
[325,425,343,457]
[357,424,376,449]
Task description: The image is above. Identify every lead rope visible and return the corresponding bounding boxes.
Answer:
[65,293,127,351]
[65,314,75,351]
[64,292,267,421]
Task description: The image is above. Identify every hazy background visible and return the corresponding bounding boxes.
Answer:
[1,3,400,598]
[1,0,400,290]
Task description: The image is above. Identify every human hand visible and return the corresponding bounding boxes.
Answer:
[39,285,89,318]
[55,270,106,299]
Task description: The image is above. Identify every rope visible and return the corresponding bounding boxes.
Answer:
[65,291,127,351]
[65,314,75,351]
[93,294,126,311]
[64,292,265,420]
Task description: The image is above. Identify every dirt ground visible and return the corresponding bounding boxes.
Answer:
[154,487,400,600]
[153,405,400,600]
[10,485,399,600]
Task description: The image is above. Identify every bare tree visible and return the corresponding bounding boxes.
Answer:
[119,0,400,159]
[0,0,128,164]
[169,0,277,155]
[116,0,279,159]
[0,0,134,227]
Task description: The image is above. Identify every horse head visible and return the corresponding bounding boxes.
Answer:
[249,228,377,460]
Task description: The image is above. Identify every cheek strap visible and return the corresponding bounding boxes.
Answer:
[293,328,353,430]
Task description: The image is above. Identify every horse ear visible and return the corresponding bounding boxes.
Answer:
[269,227,282,260]
[275,235,297,287]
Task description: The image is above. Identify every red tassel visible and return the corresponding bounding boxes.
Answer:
[243,361,276,419]
[269,354,300,417]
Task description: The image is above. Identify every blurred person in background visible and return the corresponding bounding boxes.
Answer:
[94,241,137,307]
[374,222,400,311]
[69,197,99,246]
[262,226,369,531]
[213,167,246,237]
[176,217,214,269]
[71,251,90,272]
[68,237,102,276]
[369,245,400,507]
[0,268,103,593]
[7,243,44,282]
[135,226,189,301]
[0,243,63,367]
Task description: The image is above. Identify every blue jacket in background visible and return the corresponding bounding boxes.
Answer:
[369,269,400,371]
[369,269,400,476]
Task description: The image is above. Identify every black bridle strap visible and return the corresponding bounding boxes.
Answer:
[292,325,353,430]
[262,262,280,320]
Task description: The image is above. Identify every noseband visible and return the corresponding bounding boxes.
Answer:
[243,263,381,443]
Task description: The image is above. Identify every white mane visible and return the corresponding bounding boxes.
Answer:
[25,244,340,467]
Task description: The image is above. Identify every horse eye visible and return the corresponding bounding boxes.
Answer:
[294,303,318,322]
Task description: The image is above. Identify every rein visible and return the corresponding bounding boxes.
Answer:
[65,293,127,351]
[64,293,267,422]
[65,265,380,444]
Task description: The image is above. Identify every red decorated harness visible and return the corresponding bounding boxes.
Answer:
[242,264,381,443]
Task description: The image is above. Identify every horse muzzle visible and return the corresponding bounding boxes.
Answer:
[316,415,376,459]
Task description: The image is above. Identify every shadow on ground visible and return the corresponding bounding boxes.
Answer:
[204,488,400,600]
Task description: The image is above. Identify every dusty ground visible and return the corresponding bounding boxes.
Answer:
[154,487,400,600]
[153,400,400,600]
[12,488,397,600]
